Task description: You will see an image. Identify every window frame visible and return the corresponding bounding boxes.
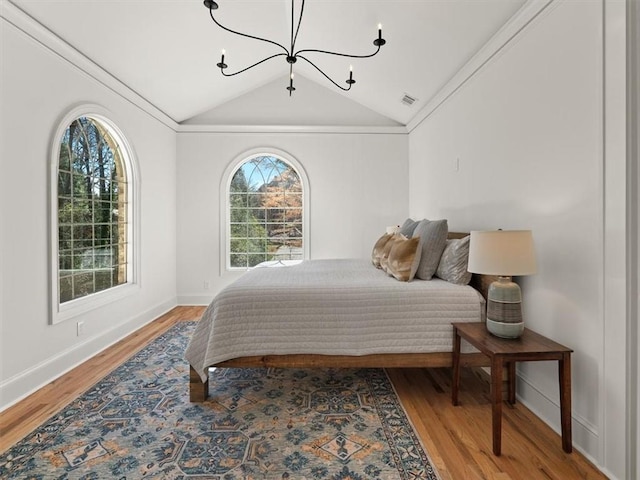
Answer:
[220,148,310,272]
[49,105,140,324]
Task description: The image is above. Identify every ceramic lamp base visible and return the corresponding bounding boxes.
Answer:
[486,318,525,338]
[486,276,525,339]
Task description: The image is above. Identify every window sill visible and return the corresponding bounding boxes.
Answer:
[51,282,139,325]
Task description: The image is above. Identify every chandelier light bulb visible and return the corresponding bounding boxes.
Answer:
[217,48,227,69]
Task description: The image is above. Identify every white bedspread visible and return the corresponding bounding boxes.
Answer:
[186,259,484,382]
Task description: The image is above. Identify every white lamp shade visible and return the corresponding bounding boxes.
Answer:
[467,230,537,276]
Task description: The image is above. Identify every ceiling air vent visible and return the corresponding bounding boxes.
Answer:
[401,93,417,107]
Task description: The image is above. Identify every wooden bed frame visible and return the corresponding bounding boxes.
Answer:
[189,232,495,402]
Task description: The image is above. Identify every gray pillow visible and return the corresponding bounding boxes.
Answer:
[412,219,448,280]
[399,218,420,237]
[436,235,472,285]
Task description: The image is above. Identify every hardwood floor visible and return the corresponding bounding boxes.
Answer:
[0,306,607,479]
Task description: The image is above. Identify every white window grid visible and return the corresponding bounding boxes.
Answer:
[228,156,304,269]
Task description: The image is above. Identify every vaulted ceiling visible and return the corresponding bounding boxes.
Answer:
[10,0,526,125]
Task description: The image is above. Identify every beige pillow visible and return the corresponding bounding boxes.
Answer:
[371,233,393,268]
[379,234,404,273]
[387,235,423,282]
[436,235,472,285]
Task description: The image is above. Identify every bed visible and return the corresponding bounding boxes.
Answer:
[186,232,494,402]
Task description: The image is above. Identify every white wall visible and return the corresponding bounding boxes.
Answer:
[407,0,626,477]
[184,74,402,127]
[176,131,409,304]
[0,15,178,409]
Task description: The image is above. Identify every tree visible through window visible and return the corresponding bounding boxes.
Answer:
[57,116,129,303]
[229,156,303,268]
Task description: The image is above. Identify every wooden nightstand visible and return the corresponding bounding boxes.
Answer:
[451,322,573,456]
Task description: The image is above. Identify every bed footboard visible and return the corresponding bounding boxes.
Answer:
[189,365,209,402]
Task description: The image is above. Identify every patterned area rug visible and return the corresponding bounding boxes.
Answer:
[0,322,440,479]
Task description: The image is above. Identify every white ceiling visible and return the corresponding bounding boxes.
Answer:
[9,0,526,125]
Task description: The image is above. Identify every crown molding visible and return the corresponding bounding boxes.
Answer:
[177,124,408,135]
[406,0,557,133]
[1,0,179,132]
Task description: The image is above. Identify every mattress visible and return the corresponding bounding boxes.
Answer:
[186,259,485,382]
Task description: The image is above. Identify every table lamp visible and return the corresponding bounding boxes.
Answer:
[467,230,537,338]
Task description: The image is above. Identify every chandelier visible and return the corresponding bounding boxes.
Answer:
[203,0,386,95]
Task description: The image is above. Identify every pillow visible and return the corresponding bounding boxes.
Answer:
[371,233,393,268]
[379,233,404,273]
[386,235,422,282]
[436,235,472,285]
[398,218,420,237]
[412,219,448,280]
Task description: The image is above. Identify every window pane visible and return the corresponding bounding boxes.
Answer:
[72,173,89,199]
[72,272,95,299]
[285,208,302,223]
[92,200,107,223]
[246,245,267,254]
[95,270,113,291]
[59,143,72,171]
[230,253,247,268]
[58,172,72,197]
[92,224,109,241]
[251,208,267,224]
[59,226,72,247]
[72,238,93,249]
[230,238,247,254]
[288,223,303,238]
[248,253,267,266]
[59,276,73,303]
[246,192,262,208]
[59,252,73,271]
[229,193,247,208]
[71,199,92,223]
[229,208,248,223]
[230,223,247,238]
[72,224,93,241]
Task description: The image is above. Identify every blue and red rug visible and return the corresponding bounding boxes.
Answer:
[0,322,440,479]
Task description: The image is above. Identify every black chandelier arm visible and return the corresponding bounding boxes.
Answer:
[220,53,288,77]
[208,7,290,56]
[291,0,305,53]
[295,43,382,60]
[297,55,353,91]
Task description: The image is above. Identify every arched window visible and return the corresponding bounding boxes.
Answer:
[51,107,138,323]
[224,151,308,269]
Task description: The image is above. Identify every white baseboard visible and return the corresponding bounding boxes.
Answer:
[0,297,177,411]
[516,371,604,473]
[177,295,213,306]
